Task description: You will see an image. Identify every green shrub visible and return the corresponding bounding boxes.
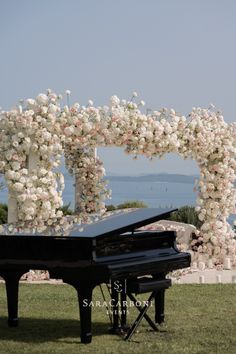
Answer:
[168,205,203,229]
[0,203,8,224]
[116,200,148,209]
[59,203,73,216]
[105,204,117,211]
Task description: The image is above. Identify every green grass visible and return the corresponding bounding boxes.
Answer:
[0,284,235,354]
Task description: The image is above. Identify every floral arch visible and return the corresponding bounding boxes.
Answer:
[0,90,235,266]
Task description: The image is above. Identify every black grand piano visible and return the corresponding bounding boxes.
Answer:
[0,208,191,343]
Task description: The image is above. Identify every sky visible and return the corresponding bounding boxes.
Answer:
[0,0,235,175]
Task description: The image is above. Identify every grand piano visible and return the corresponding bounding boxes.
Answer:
[0,208,191,343]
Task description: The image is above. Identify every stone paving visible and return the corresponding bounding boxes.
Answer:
[171,268,236,284]
[1,268,236,285]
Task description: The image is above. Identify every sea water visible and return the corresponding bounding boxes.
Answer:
[62,175,235,225]
[0,174,235,225]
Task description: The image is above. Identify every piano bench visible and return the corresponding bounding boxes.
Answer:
[124,277,171,341]
[127,277,171,294]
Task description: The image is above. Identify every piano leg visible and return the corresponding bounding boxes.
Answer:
[155,289,165,324]
[109,279,128,334]
[77,287,93,344]
[110,280,119,332]
[120,281,127,327]
[63,280,94,344]
[0,269,27,327]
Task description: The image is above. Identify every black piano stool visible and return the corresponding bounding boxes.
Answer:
[124,277,171,341]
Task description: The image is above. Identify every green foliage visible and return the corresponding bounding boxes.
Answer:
[59,203,73,216]
[106,200,147,211]
[116,200,148,209]
[105,204,117,211]
[0,203,8,224]
[169,205,203,229]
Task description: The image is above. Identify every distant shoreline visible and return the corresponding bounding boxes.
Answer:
[106,173,199,184]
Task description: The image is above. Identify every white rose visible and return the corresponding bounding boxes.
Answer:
[83,123,92,132]
[31,194,38,201]
[37,138,44,145]
[48,104,57,114]
[56,210,63,217]
[21,168,28,175]
[73,103,80,110]
[36,94,48,105]
[19,177,26,184]
[41,177,49,184]
[5,170,15,179]
[215,221,223,228]
[26,207,36,215]
[14,172,21,179]
[17,194,27,202]
[40,192,48,200]
[39,168,47,176]
[31,143,38,152]
[12,162,21,170]
[41,106,48,114]
[199,210,207,220]
[5,152,13,160]
[39,145,48,154]
[210,235,217,245]
[42,201,51,210]
[110,96,120,106]
[42,132,51,141]
[64,126,74,136]
[0,161,6,170]
[14,182,24,191]
[26,99,36,106]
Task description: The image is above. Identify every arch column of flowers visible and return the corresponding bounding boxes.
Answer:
[64,146,110,215]
[0,91,72,231]
[61,95,236,265]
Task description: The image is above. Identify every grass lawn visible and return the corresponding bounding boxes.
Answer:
[0,283,235,354]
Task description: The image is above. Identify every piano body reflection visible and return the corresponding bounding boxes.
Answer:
[0,208,191,343]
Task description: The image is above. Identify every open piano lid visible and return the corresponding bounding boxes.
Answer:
[68,207,177,239]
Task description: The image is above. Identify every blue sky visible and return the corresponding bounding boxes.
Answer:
[1,0,235,175]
